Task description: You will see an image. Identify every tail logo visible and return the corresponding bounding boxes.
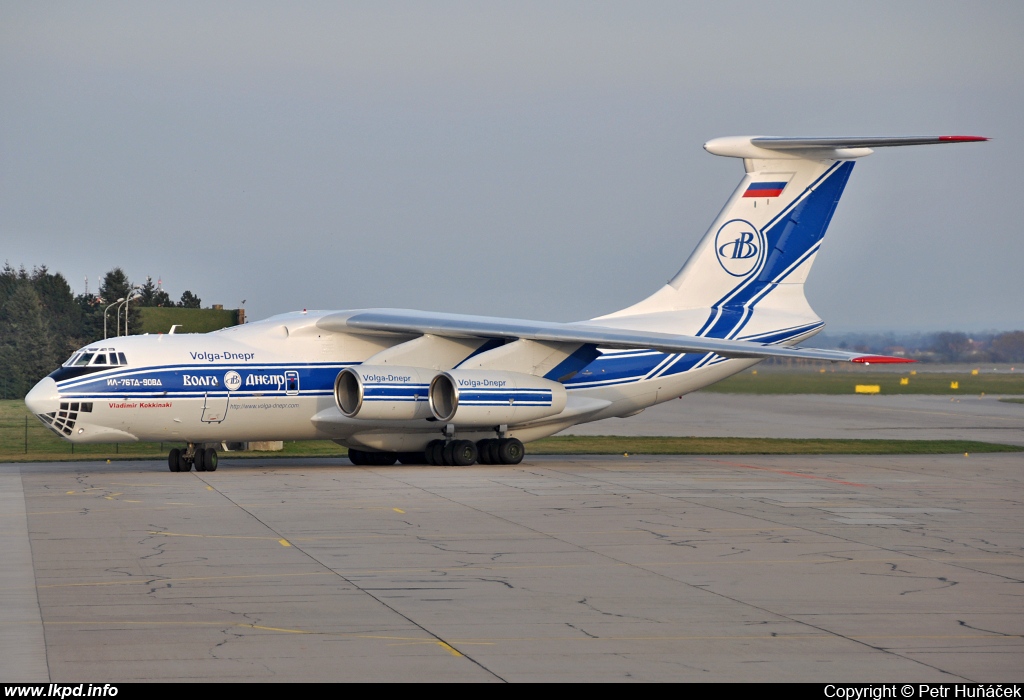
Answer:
[715,219,765,277]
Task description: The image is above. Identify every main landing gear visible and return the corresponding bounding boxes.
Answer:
[168,443,219,472]
[346,438,525,467]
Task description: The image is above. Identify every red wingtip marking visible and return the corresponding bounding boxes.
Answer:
[852,355,917,364]
[939,135,990,142]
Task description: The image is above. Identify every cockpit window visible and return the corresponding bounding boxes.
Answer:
[90,354,107,366]
[118,352,127,365]
[74,353,95,366]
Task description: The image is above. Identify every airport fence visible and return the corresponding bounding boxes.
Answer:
[0,413,174,460]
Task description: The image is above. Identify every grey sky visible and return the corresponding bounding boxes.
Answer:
[2,1,1021,331]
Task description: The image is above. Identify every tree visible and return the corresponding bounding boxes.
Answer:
[98,267,141,336]
[31,267,85,361]
[930,332,972,362]
[990,331,1024,363]
[179,290,201,308]
[0,284,56,400]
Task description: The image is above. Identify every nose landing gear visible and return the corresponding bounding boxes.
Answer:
[168,444,218,472]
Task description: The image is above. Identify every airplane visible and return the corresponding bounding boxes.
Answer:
[24,134,987,471]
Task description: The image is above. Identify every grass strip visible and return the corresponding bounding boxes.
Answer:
[703,371,1024,395]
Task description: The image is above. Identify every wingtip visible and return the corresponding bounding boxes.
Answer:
[938,135,990,142]
[851,355,917,364]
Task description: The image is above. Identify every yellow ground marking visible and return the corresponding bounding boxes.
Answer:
[393,508,405,513]
[206,486,214,491]
[125,500,141,503]
[65,491,75,495]
[279,539,291,547]
[436,641,463,657]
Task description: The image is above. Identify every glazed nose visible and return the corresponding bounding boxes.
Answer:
[25,377,59,416]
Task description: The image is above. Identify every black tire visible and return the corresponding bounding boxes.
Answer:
[373,452,398,466]
[204,447,218,472]
[441,441,456,466]
[487,439,501,464]
[476,440,492,465]
[429,440,446,465]
[452,440,478,466]
[398,452,428,465]
[168,448,181,472]
[348,448,365,465]
[423,441,439,465]
[498,438,524,465]
[194,448,206,472]
[179,452,193,472]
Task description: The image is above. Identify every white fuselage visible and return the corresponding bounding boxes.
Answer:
[25,309,777,452]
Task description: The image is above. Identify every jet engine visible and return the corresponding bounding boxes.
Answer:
[428,370,567,426]
[334,365,436,420]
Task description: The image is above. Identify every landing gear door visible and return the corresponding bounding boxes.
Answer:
[201,392,229,423]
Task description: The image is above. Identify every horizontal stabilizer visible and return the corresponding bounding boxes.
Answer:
[750,135,989,150]
[704,135,989,160]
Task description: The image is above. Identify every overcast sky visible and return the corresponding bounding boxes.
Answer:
[2,1,1021,332]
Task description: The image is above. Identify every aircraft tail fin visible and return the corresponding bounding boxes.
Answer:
[606,135,987,339]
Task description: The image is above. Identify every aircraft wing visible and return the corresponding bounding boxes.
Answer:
[317,309,911,364]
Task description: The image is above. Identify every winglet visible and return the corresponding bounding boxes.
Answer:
[850,355,917,365]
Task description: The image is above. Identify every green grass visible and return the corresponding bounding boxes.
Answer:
[137,307,240,335]
[703,370,1024,395]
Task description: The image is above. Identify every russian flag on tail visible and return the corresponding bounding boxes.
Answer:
[743,181,787,198]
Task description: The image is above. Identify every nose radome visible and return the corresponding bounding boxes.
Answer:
[25,377,59,416]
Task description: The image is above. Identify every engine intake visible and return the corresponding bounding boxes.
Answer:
[334,365,437,420]
[429,370,567,426]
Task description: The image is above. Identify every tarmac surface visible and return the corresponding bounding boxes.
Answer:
[1,394,1022,682]
[566,393,1024,446]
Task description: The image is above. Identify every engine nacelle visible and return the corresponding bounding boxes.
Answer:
[429,370,567,426]
[334,365,436,420]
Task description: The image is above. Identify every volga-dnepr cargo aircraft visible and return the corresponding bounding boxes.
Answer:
[25,135,985,471]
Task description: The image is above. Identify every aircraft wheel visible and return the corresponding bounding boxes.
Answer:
[423,441,439,465]
[194,448,206,472]
[476,440,492,464]
[204,447,218,472]
[498,438,524,465]
[348,448,365,465]
[441,441,457,466]
[486,439,501,464]
[375,452,399,466]
[429,441,446,465]
[179,452,193,472]
[452,440,478,466]
[168,448,181,472]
